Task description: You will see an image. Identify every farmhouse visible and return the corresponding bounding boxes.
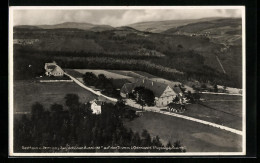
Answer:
[120,78,184,107]
[90,100,103,114]
[44,62,64,77]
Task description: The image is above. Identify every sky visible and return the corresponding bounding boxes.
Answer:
[13,8,242,27]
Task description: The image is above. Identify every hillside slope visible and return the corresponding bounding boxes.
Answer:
[127,17,223,33]
[163,18,242,46]
[13,20,242,88]
[15,22,115,32]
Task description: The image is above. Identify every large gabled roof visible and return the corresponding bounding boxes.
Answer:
[134,78,169,97]
[121,78,172,98]
[46,65,57,70]
[121,78,184,98]
[51,66,64,73]
[172,86,182,94]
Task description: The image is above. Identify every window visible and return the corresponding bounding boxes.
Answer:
[162,102,163,105]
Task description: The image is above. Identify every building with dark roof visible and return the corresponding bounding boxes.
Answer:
[120,78,184,107]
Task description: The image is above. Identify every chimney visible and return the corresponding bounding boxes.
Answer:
[143,79,144,83]
[152,81,154,86]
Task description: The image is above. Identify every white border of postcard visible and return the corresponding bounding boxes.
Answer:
[8,6,246,157]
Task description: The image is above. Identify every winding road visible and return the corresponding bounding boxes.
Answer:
[65,72,243,136]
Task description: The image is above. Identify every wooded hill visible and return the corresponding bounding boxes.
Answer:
[13,17,242,88]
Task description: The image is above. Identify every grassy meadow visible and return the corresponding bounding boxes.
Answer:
[124,111,242,152]
[13,80,98,113]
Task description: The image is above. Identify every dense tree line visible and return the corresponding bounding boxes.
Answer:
[15,37,240,88]
[14,94,185,153]
[82,72,120,98]
[14,26,242,88]
[13,44,239,88]
[129,86,155,110]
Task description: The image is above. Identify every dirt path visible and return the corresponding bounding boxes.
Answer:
[65,72,118,102]
[216,55,226,74]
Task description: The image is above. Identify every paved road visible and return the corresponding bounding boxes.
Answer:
[66,73,243,136]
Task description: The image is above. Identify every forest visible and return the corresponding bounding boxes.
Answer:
[14,94,186,153]
[13,46,235,88]
[13,25,242,88]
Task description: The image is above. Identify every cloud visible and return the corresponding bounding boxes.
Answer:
[13,9,242,26]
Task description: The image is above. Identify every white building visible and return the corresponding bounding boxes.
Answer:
[90,100,103,114]
[120,78,183,107]
[44,61,64,77]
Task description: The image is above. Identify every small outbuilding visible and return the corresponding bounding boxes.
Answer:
[90,100,103,115]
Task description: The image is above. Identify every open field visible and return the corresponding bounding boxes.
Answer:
[200,93,242,101]
[172,94,243,130]
[106,70,145,78]
[182,103,242,130]
[66,69,195,92]
[13,80,99,113]
[124,112,242,152]
[65,69,134,80]
[65,69,136,89]
[133,71,158,78]
[110,70,194,92]
[200,94,242,117]
[73,69,132,79]
[203,101,242,117]
[64,69,83,78]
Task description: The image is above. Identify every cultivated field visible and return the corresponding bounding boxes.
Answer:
[124,112,242,152]
[133,71,158,78]
[166,94,243,130]
[182,103,242,130]
[73,69,132,79]
[65,69,136,89]
[13,80,99,113]
[200,94,243,117]
[65,69,194,91]
[107,70,145,78]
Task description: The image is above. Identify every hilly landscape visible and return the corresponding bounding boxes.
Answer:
[15,22,115,32]
[162,18,242,46]
[127,17,224,33]
[13,17,242,88]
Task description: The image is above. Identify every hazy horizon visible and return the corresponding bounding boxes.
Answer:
[13,9,242,27]
[14,16,241,27]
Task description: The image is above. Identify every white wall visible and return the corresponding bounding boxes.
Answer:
[91,103,102,114]
[155,86,177,107]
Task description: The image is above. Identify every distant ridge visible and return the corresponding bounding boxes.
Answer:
[14,25,41,30]
[127,17,237,33]
[15,22,114,31]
